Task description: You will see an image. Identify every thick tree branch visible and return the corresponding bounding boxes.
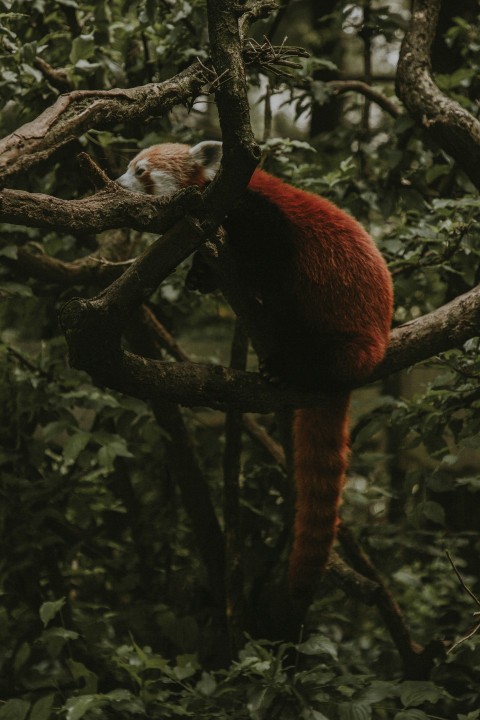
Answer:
[371,284,480,381]
[59,0,262,404]
[7,1,480,416]
[0,182,203,236]
[14,207,479,412]
[0,63,211,183]
[0,36,301,186]
[7,214,480,413]
[396,0,480,189]
[203,0,261,221]
[59,281,480,413]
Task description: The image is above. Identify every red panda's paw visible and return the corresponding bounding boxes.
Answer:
[185,254,219,294]
[259,348,333,393]
[258,356,288,389]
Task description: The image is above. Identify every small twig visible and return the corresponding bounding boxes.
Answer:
[448,621,480,655]
[77,152,115,191]
[446,550,480,654]
[243,36,309,79]
[238,0,278,38]
[339,525,445,677]
[434,356,480,380]
[2,245,133,286]
[389,222,472,278]
[33,57,72,92]
[137,305,190,363]
[196,58,230,92]
[6,346,50,379]
[328,80,401,119]
[446,550,480,608]
[243,414,286,467]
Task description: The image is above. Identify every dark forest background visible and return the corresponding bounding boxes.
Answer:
[1,1,480,718]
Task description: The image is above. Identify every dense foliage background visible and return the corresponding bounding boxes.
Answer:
[1,0,480,718]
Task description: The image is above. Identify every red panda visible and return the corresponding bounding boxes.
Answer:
[117,141,393,599]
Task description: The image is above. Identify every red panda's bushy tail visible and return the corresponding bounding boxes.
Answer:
[288,394,351,596]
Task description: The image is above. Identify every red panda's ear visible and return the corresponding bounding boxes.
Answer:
[189,141,222,181]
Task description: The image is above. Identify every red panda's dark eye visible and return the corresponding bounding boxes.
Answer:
[135,167,146,177]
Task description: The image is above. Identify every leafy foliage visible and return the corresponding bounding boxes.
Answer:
[1,0,480,717]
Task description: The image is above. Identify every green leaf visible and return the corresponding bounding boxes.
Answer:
[107,689,137,702]
[0,281,33,297]
[248,686,276,714]
[39,597,65,627]
[460,433,480,449]
[63,431,91,465]
[69,33,95,63]
[301,711,330,720]
[338,703,372,720]
[13,640,30,674]
[394,711,429,720]
[400,681,442,707]
[196,671,216,696]
[97,437,133,469]
[65,696,104,720]
[66,659,98,694]
[297,634,338,659]
[30,695,55,720]
[0,700,30,720]
[420,501,445,525]
[359,680,398,704]
[0,245,18,259]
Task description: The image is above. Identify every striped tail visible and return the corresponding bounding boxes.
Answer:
[288,393,351,595]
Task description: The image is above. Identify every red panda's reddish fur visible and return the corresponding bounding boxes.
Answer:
[117,144,393,600]
[245,170,392,593]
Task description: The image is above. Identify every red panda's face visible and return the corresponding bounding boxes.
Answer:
[116,141,222,197]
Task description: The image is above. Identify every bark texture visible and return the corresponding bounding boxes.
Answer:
[0,64,210,183]
[396,0,480,189]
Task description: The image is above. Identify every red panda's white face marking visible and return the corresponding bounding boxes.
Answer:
[116,141,222,197]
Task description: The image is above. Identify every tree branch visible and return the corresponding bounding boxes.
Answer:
[0,181,203,236]
[339,526,446,679]
[326,551,380,605]
[3,245,132,286]
[7,207,480,414]
[125,309,226,611]
[223,319,249,655]
[58,278,480,413]
[33,57,73,92]
[0,35,302,187]
[328,80,401,118]
[58,0,262,409]
[371,284,480,381]
[0,62,211,183]
[396,0,480,189]
[202,0,261,221]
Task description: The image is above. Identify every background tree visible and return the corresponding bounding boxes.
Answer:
[1,0,480,718]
